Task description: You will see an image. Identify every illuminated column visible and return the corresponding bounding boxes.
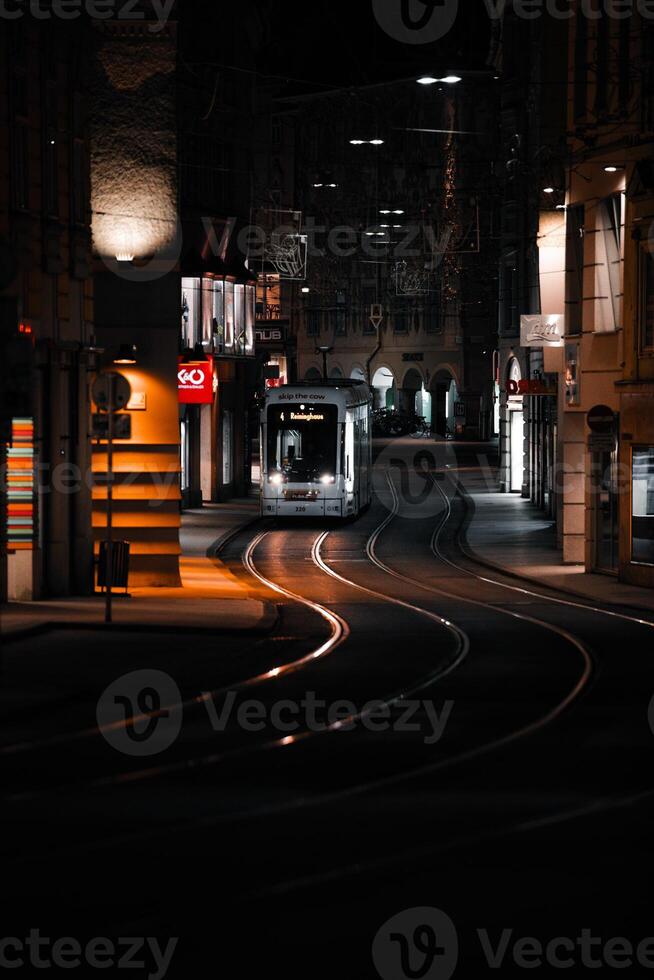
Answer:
[90,19,181,587]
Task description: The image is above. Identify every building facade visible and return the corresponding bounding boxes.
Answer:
[255,74,500,439]
[1,16,94,602]
[493,3,567,512]
[510,2,654,588]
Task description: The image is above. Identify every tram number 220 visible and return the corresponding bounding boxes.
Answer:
[295,506,306,512]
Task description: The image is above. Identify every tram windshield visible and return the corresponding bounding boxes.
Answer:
[267,404,338,483]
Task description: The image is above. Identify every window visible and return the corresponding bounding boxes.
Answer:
[181,277,200,347]
[306,309,320,337]
[632,448,654,565]
[640,246,654,353]
[595,14,609,116]
[424,291,441,333]
[565,205,585,335]
[224,280,235,350]
[235,283,246,353]
[501,257,518,334]
[393,304,409,334]
[267,404,338,482]
[334,291,347,336]
[595,195,623,333]
[245,284,255,353]
[202,278,214,347]
[213,279,225,351]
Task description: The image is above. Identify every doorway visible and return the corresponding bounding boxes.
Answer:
[510,409,525,492]
[594,448,619,573]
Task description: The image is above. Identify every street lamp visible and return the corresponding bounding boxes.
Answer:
[416,74,461,85]
[315,345,332,381]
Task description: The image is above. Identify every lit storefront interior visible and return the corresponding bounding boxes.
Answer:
[180,273,256,507]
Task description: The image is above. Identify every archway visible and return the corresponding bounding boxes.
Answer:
[329,365,344,380]
[399,367,422,415]
[371,366,396,410]
[430,369,458,437]
[304,366,322,382]
[350,364,366,382]
[507,357,524,492]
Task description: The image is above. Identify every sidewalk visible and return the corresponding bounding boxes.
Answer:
[460,478,654,614]
[1,496,275,639]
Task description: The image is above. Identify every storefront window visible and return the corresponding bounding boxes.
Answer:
[245,284,255,353]
[632,447,654,565]
[181,277,200,347]
[213,279,225,352]
[201,278,214,347]
[224,280,235,351]
[235,283,245,353]
[180,418,190,492]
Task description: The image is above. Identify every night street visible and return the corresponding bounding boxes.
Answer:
[3,1,654,977]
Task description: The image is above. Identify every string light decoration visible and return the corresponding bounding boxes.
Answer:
[441,98,463,305]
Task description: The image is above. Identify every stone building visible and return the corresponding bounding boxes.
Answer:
[254,73,500,439]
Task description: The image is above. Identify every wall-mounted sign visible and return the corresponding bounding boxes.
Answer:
[505,378,558,397]
[402,352,424,362]
[177,355,214,404]
[520,314,564,348]
[126,390,147,411]
[256,326,285,344]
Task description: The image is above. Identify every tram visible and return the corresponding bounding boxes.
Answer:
[260,380,373,518]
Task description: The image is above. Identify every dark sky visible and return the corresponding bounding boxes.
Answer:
[256,0,494,93]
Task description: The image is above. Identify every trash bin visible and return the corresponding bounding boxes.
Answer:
[97,540,130,593]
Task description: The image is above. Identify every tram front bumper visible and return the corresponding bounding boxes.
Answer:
[262,497,343,517]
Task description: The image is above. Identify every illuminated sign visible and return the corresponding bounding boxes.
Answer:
[289,411,325,422]
[520,314,564,348]
[177,356,214,404]
[256,326,284,344]
[504,378,557,397]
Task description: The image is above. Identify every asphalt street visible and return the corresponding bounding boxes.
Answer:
[2,438,654,978]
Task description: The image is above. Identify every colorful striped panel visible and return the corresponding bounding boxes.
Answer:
[6,417,35,551]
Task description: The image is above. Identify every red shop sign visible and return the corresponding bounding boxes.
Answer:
[177,355,214,404]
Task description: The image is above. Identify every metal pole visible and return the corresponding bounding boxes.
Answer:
[322,348,328,380]
[105,374,115,624]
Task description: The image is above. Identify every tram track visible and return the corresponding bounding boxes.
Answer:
[0,512,466,800]
[3,452,652,903]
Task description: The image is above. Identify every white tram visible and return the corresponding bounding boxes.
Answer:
[260,380,373,518]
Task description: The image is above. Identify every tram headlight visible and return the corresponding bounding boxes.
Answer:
[320,474,335,485]
[269,472,284,486]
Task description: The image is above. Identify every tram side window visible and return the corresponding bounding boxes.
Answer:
[632,447,654,565]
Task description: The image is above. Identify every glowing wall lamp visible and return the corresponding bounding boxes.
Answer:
[114,344,137,365]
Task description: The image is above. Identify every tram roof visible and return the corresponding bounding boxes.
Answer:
[265,380,371,408]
